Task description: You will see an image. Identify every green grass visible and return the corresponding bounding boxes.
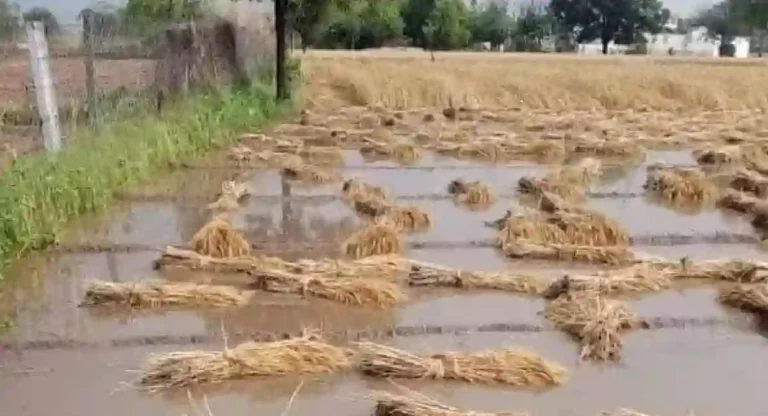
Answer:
[0,83,292,278]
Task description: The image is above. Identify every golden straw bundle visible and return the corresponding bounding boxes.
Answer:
[207,180,249,212]
[190,219,251,258]
[717,189,768,217]
[360,142,422,165]
[357,342,568,387]
[343,224,403,259]
[666,258,768,283]
[377,205,433,233]
[81,280,249,308]
[548,211,630,247]
[730,169,768,198]
[644,166,717,204]
[297,147,344,167]
[544,292,638,361]
[373,389,524,416]
[281,161,339,184]
[497,212,567,247]
[694,144,743,166]
[503,241,635,266]
[251,268,406,307]
[138,335,352,391]
[541,265,671,299]
[447,179,496,207]
[342,179,390,205]
[407,261,548,295]
[717,283,768,313]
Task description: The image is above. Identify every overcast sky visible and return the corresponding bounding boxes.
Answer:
[18,0,717,25]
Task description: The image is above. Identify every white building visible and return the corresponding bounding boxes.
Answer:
[644,27,750,58]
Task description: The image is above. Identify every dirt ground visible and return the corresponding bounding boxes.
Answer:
[0,57,156,109]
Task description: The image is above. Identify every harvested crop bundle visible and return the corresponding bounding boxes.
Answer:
[729,169,768,198]
[548,210,630,247]
[342,179,390,205]
[190,219,250,258]
[297,146,344,167]
[431,141,507,162]
[717,283,768,313]
[281,162,339,185]
[343,224,403,259]
[360,142,422,165]
[208,180,250,212]
[407,261,547,295]
[137,335,351,391]
[378,205,433,233]
[251,268,406,307]
[570,138,645,159]
[373,389,524,416]
[541,265,671,299]
[694,144,743,166]
[644,166,717,205]
[80,280,249,308]
[717,189,768,216]
[497,212,567,247]
[503,140,566,162]
[447,179,496,208]
[662,258,768,283]
[357,342,567,387]
[544,291,638,361]
[503,241,635,266]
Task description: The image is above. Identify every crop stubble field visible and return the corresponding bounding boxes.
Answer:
[3,51,768,416]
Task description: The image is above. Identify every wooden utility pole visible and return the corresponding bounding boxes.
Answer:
[26,21,62,154]
[274,0,290,101]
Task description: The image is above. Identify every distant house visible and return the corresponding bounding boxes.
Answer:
[644,27,750,58]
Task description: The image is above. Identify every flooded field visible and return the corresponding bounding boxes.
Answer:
[3,102,768,416]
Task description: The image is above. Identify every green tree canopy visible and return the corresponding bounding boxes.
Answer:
[319,0,403,49]
[549,0,665,54]
[0,0,20,41]
[22,6,60,37]
[123,0,200,24]
[469,0,512,48]
[422,0,470,50]
[401,0,436,47]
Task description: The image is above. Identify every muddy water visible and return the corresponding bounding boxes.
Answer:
[2,148,768,416]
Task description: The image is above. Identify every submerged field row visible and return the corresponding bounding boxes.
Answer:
[0,316,739,352]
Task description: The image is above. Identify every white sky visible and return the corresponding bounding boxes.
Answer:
[17,0,717,26]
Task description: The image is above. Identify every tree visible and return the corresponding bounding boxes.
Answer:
[470,0,512,48]
[512,3,552,51]
[22,7,60,37]
[123,0,200,24]
[318,0,403,49]
[421,0,470,50]
[730,0,768,56]
[289,0,336,52]
[0,0,20,41]
[401,0,435,47]
[549,0,665,54]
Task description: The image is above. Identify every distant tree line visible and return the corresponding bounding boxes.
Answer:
[3,0,768,57]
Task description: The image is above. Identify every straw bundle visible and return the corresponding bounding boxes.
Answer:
[281,163,339,185]
[694,145,742,166]
[643,166,717,204]
[548,211,630,247]
[503,241,635,266]
[207,194,241,212]
[407,261,547,295]
[251,268,406,307]
[717,283,768,313]
[297,147,344,167]
[377,205,433,233]
[432,142,506,162]
[342,179,390,205]
[360,142,422,165]
[668,258,768,283]
[497,213,568,247]
[717,189,768,216]
[517,176,586,202]
[190,219,251,258]
[557,158,602,185]
[544,292,638,361]
[137,335,352,391]
[503,140,566,162]
[373,389,523,416]
[571,138,645,159]
[541,265,671,299]
[357,342,568,387]
[343,224,403,259]
[729,169,768,198]
[81,280,249,308]
[208,180,250,212]
[448,179,496,207]
[290,255,410,280]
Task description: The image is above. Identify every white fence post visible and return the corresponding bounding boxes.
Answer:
[26,21,62,154]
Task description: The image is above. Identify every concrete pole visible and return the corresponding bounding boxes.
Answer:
[26,21,62,153]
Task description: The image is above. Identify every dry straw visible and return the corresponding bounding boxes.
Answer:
[281,159,339,184]
[251,267,406,308]
[407,261,547,295]
[503,241,635,266]
[190,219,251,258]
[360,141,422,165]
[717,189,768,231]
[447,179,496,208]
[377,205,433,233]
[544,291,638,361]
[729,168,768,198]
[541,265,672,298]
[717,283,768,313]
[663,258,768,283]
[643,165,717,205]
[343,223,404,259]
[518,158,602,201]
[208,180,249,212]
[342,178,390,205]
[80,280,250,308]
[373,388,525,416]
[137,334,352,392]
[357,342,568,387]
